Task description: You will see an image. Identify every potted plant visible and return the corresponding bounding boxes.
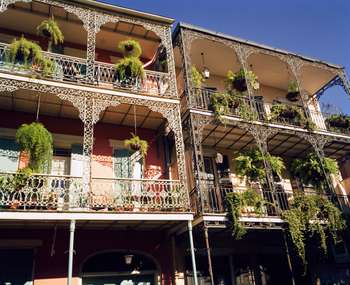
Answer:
[191,65,205,89]
[290,152,339,191]
[124,133,149,157]
[210,91,233,123]
[37,17,64,52]
[282,194,345,268]
[5,36,55,76]
[16,122,53,173]
[325,114,350,129]
[226,189,269,239]
[226,69,259,92]
[115,39,144,86]
[286,81,300,102]
[234,148,285,183]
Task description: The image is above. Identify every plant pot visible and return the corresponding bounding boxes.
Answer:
[231,100,240,109]
[286,91,300,102]
[280,109,296,119]
[233,78,247,92]
[42,29,52,38]
[328,118,349,129]
[125,44,134,54]
[130,143,141,151]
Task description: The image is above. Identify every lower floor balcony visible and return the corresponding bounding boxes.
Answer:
[0,173,184,212]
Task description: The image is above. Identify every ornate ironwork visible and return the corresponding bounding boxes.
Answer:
[0,172,187,211]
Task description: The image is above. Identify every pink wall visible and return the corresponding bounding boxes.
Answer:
[0,228,174,285]
[0,110,167,179]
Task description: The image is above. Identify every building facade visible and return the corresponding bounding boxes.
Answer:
[0,1,195,285]
[0,1,350,285]
[173,23,350,285]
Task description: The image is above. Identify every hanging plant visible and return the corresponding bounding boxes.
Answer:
[286,81,300,102]
[118,39,142,58]
[290,152,339,191]
[269,103,315,131]
[37,17,64,51]
[210,92,232,123]
[234,148,285,182]
[226,69,259,92]
[226,189,269,239]
[5,36,55,76]
[16,122,53,173]
[325,114,350,130]
[124,133,149,157]
[283,194,345,267]
[115,39,144,85]
[191,65,205,89]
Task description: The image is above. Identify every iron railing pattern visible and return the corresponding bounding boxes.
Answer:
[0,172,187,212]
[0,43,170,97]
[190,88,350,136]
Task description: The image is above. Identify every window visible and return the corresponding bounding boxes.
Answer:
[113,149,143,179]
[0,138,20,172]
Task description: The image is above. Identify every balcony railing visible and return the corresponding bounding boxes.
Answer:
[192,182,293,217]
[0,172,187,212]
[191,88,258,118]
[0,43,171,97]
[309,110,350,135]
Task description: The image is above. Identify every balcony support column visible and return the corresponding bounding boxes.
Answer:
[204,226,214,285]
[84,11,97,84]
[67,220,76,285]
[186,113,212,213]
[283,230,296,285]
[188,220,199,285]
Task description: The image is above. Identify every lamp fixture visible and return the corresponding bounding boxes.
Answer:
[201,52,210,79]
[124,254,134,265]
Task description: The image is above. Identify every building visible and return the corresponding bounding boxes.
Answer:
[0,1,196,285]
[1,1,350,285]
[173,23,350,285]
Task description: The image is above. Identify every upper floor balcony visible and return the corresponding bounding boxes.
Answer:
[174,23,350,136]
[0,0,176,99]
[0,86,189,214]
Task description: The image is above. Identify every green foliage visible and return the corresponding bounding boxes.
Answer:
[115,57,145,80]
[115,39,144,82]
[290,152,339,190]
[288,81,299,93]
[226,189,268,239]
[269,103,315,131]
[5,36,55,76]
[210,92,258,123]
[124,133,149,157]
[283,194,345,266]
[226,69,260,91]
[191,65,205,88]
[118,39,142,58]
[234,148,285,182]
[325,114,350,130]
[37,17,64,45]
[16,122,53,173]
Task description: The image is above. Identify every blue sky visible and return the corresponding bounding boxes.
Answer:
[102,0,350,113]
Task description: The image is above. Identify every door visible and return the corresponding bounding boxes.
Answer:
[203,156,220,211]
[83,274,154,285]
[51,155,70,175]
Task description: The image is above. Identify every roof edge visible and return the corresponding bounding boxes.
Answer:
[178,22,344,70]
[72,0,174,25]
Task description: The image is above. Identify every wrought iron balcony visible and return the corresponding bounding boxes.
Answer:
[190,182,293,217]
[0,43,171,97]
[309,110,350,135]
[0,172,188,212]
[190,88,257,119]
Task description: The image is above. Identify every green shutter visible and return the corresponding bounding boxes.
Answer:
[113,149,132,178]
[0,138,20,172]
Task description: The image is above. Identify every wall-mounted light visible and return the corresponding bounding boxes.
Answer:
[215,152,223,164]
[124,254,134,265]
[201,52,210,79]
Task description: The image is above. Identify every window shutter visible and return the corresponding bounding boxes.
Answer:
[113,149,132,178]
[70,144,83,177]
[0,138,20,172]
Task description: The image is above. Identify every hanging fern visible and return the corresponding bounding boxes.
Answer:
[124,133,149,157]
[226,189,269,239]
[37,17,64,46]
[118,39,142,58]
[191,65,205,89]
[290,152,339,191]
[234,148,285,182]
[283,194,345,267]
[16,122,53,173]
